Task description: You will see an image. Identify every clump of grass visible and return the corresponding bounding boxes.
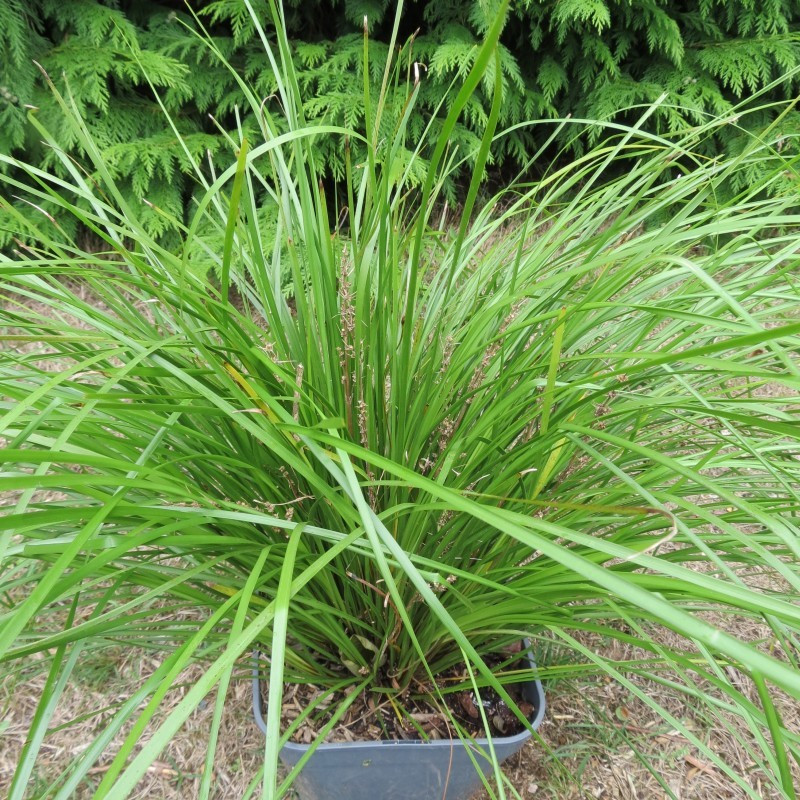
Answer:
[1,2,799,798]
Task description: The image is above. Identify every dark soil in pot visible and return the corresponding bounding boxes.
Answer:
[261,656,538,745]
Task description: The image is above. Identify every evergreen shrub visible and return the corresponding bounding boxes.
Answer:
[2,0,800,247]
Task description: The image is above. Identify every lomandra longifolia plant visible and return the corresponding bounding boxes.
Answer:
[1,2,800,798]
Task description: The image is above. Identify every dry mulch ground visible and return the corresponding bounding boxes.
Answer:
[1,653,265,799]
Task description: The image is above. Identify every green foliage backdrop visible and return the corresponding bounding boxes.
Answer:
[2,0,800,244]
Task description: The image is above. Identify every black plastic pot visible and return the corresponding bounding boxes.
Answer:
[252,651,546,800]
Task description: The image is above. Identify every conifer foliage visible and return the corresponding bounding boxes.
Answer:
[2,0,800,244]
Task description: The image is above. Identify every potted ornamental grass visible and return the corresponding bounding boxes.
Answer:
[2,2,800,798]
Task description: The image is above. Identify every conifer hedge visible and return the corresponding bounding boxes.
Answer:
[2,0,800,243]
